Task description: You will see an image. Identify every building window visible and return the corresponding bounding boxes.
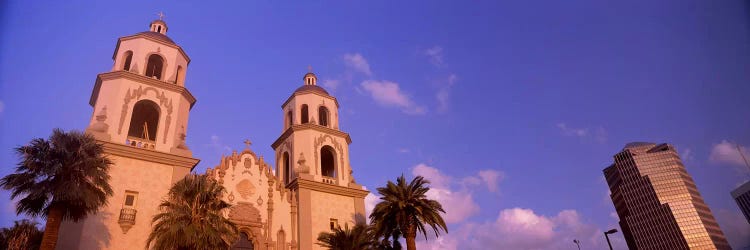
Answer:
[145,54,164,80]
[283,152,291,184]
[127,100,160,141]
[122,51,133,71]
[287,111,293,129]
[124,191,138,208]
[318,106,329,127]
[301,105,309,124]
[175,65,185,85]
[329,218,338,231]
[321,146,336,178]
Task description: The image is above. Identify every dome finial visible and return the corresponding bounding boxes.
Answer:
[149,12,168,34]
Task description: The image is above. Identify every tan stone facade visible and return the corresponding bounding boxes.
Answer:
[58,19,367,250]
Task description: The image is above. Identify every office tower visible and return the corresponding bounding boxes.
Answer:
[732,180,750,224]
[604,142,731,249]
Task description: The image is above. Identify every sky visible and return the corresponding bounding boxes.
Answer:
[1,0,750,249]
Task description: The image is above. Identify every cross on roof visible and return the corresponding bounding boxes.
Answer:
[243,139,252,149]
[157,11,165,20]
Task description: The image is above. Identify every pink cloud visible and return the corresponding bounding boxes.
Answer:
[361,80,425,115]
[343,53,372,76]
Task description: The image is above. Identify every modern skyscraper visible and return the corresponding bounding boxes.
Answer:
[604,142,731,250]
[732,180,750,224]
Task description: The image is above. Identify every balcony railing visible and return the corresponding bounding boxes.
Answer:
[118,208,137,224]
[125,136,155,150]
[322,176,337,185]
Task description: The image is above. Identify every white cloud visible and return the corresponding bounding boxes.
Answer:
[321,79,341,91]
[397,148,410,153]
[436,74,457,113]
[424,46,444,67]
[361,80,426,115]
[710,140,750,173]
[343,53,372,76]
[364,192,380,224]
[418,208,627,250]
[556,123,607,143]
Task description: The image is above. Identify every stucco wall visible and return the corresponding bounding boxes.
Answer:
[57,154,189,250]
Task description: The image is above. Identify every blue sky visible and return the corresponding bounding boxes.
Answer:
[1,1,750,249]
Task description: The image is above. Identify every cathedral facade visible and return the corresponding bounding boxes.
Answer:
[57,19,368,250]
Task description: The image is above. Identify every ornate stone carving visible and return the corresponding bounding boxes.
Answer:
[313,134,345,177]
[117,86,173,137]
[175,125,189,149]
[295,152,310,174]
[228,203,262,226]
[236,179,256,199]
[256,196,263,206]
[90,106,109,132]
[228,191,235,202]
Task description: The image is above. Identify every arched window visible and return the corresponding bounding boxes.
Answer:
[286,111,293,129]
[321,146,336,178]
[283,152,291,184]
[145,54,164,80]
[175,65,185,85]
[277,230,286,250]
[301,105,309,124]
[232,232,254,250]
[122,51,133,71]
[127,100,159,141]
[318,106,329,127]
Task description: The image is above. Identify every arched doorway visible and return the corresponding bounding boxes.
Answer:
[232,232,254,250]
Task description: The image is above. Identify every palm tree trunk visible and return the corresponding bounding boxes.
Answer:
[40,205,63,250]
[406,236,417,250]
[405,225,417,250]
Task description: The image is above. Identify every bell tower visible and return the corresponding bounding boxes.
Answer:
[272,69,368,250]
[57,17,200,250]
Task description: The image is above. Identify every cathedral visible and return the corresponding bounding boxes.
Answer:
[56,18,369,250]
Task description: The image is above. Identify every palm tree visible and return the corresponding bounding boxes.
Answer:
[0,219,44,250]
[369,175,448,250]
[0,129,113,250]
[317,223,378,250]
[146,174,238,250]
